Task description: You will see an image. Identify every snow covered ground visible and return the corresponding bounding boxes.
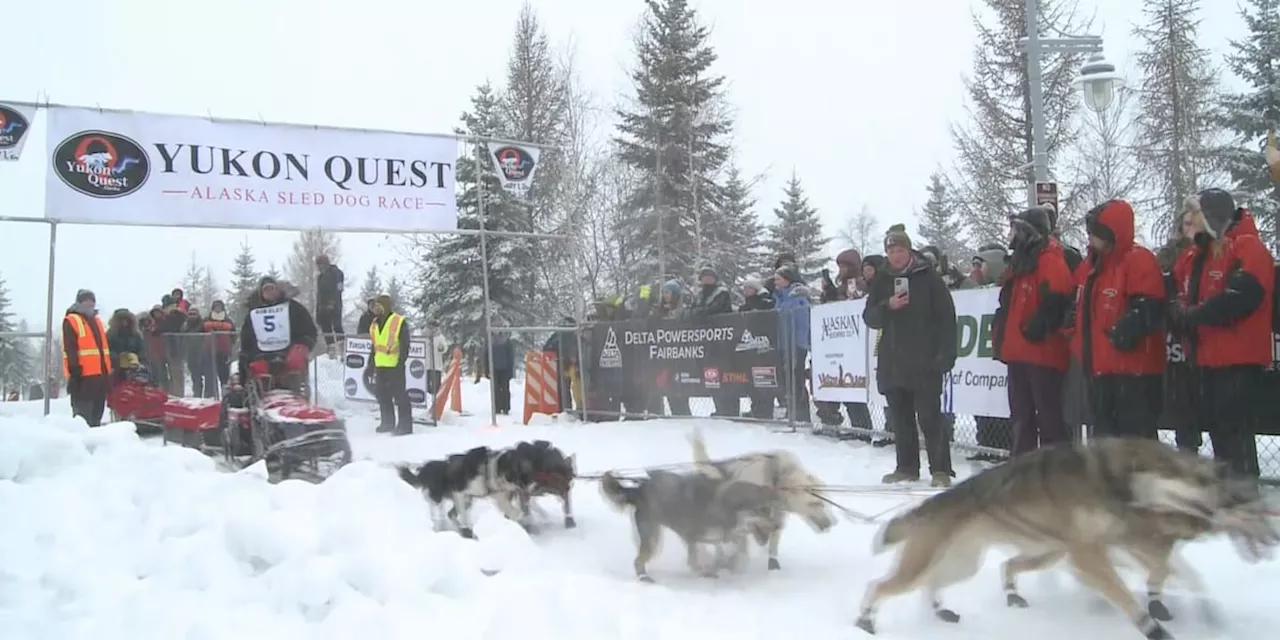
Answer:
[2,365,1278,640]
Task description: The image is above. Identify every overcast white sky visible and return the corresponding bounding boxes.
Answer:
[0,0,1249,328]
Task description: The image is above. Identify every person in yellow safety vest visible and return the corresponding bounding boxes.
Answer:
[367,294,413,435]
[63,289,112,427]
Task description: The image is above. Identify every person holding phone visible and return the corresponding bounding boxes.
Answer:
[863,224,958,487]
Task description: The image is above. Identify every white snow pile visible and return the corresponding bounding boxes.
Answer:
[0,414,552,640]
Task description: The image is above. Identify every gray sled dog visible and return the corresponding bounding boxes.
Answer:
[855,437,1279,639]
[688,429,836,570]
[600,469,781,582]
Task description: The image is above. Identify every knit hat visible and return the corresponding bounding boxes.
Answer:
[1010,206,1052,242]
[258,275,277,289]
[835,249,863,270]
[211,299,226,311]
[697,264,718,281]
[775,263,802,284]
[315,255,331,267]
[75,289,96,304]
[1187,188,1239,239]
[742,278,765,294]
[374,294,393,314]
[884,224,912,251]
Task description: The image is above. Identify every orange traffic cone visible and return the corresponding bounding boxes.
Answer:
[522,351,561,425]
[431,347,463,421]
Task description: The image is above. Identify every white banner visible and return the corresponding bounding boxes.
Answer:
[43,106,458,231]
[486,141,540,197]
[865,288,1009,419]
[809,299,869,403]
[0,103,37,161]
[342,337,431,405]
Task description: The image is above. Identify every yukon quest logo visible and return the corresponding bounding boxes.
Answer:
[53,130,151,198]
[0,106,30,151]
[343,378,358,397]
[492,145,535,183]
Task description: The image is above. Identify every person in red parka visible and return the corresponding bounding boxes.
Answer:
[1172,189,1275,480]
[993,206,1074,455]
[1070,199,1167,439]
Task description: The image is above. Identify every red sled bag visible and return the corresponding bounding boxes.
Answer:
[163,397,222,431]
[257,392,339,424]
[108,381,168,421]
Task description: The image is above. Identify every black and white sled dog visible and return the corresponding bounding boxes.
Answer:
[600,468,782,582]
[688,429,835,570]
[396,440,577,538]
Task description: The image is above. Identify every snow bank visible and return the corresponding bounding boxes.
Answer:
[0,413,534,640]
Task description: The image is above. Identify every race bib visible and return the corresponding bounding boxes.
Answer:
[249,304,291,352]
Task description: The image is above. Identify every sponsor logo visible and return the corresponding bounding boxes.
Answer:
[677,372,702,385]
[703,367,720,389]
[815,364,867,390]
[599,327,622,368]
[345,354,365,369]
[492,145,536,183]
[343,378,358,397]
[409,359,425,378]
[52,129,151,198]
[751,366,778,389]
[722,371,749,384]
[0,105,30,153]
[820,314,861,340]
[734,329,772,352]
[407,388,427,404]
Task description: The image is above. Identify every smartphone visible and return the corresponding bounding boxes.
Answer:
[893,277,909,296]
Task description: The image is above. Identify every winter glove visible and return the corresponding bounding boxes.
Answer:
[1106,324,1140,352]
[1021,321,1049,343]
[248,359,270,378]
[284,344,309,371]
[66,377,79,396]
[1062,300,1078,331]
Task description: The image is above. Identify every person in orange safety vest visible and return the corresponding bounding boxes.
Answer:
[63,289,112,426]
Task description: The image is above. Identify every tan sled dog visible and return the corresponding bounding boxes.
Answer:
[689,429,835,570]
[855,437,1278,639]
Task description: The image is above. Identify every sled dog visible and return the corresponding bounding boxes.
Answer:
[511,440,578,529]
[688,429,835,570]
[396,445,528,538]
[855,437,1279,639]
[600,469,782,582]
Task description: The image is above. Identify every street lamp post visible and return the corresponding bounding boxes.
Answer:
[1021,0,1120,207]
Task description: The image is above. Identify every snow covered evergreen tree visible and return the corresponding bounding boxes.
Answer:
[915,171,969,265]
[415,84,528,356]
[1218,0,1280,248]
[950,0,1090,245]
[180,254,204,307]
[1133,0,1221,243]
[701,164,762,285]
[763,172,827,278]
[615,0,733,283]
[226,239,261,323]
[0,273,35,394]
[358,266,382,305]
[285,229,343,313]
[196,267,220,313]
[386,276,405,314]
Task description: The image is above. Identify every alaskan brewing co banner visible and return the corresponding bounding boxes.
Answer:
[590,310,781,396]
[487,141,540,197]
[866,288,1010,418]
[43,106,459,231]
[809,299,869,403]
[342,337,431,405]
[0,102,37,161]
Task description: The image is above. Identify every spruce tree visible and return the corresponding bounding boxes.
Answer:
[1218,0,1280,248]
[226,239,261,323]
[763,172,827,278]
[180,254,205,307]
[915,171,968,264]
[1133,0,1221,243]
[416,84,528,357]
[196,267,220,313]
[702,164,762,285]
[615,0,733,283]
[0,273,35,393]
[358,266,382,304]
[285,229,343,313]
[950,0,1091,245]
[386,276,404,314]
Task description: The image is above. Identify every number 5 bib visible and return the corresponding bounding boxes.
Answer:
[250,304,292,352]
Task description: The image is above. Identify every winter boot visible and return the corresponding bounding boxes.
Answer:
[930,472,952,488]
[881,470,919,484]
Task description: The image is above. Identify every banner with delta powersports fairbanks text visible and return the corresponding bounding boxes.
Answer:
[42,106,459,231]
[587,310,782,398]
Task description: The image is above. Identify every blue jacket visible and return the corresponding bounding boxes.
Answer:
[773,282,812,351]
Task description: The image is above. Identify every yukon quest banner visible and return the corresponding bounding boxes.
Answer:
[43,106,458,232]
[809,299,869,403]
[0,102,37,161]
[589,311,781,397]
[342,337,430,405]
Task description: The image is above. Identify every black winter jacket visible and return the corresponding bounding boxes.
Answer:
[316,265,345,311]
[862,252,958,392]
